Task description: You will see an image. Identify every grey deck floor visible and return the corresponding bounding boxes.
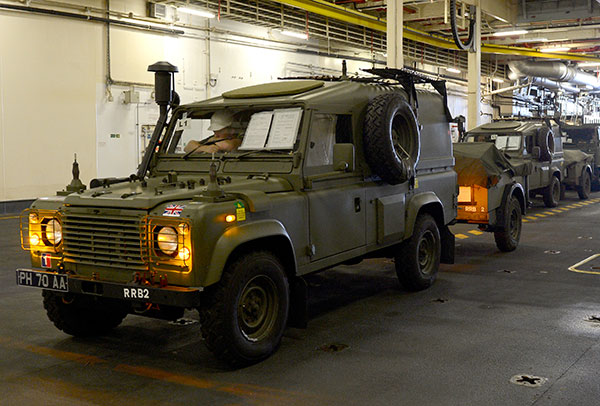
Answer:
[2,191,600,405]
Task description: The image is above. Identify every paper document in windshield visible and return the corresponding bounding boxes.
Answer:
[266,108,303,149]
[239,111,273,150]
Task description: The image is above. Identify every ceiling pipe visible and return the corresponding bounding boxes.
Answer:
[508,60,600,90]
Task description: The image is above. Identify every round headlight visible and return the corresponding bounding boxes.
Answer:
[44,219,62,245]
[157,227,178,255]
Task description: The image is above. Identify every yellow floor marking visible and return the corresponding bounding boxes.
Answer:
[534,214,547,217]
[455,234,469,240]
[0,216,18,220]
[468,230,483,236]
[543,211,555,215]
[551,209,562,213]
[522,219,529,223]
[526,216,537,220]
[568,254,600,275]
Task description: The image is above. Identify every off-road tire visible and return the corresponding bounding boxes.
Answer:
[494,196,522,252]
[537,126,554,162]
[199,251,289,366]
[542,176,560,207]
[42,291,128,337]
[577,171,591,200]
[395,214,440,291]
[363,94,420,185]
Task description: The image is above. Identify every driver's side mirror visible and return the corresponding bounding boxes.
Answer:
[333,143,355,172]
[531,146,541,159]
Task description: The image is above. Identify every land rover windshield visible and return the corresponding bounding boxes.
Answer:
[465,133,522,152]
[158,107,304,158]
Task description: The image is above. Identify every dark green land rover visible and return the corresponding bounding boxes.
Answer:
[18,64,457,365]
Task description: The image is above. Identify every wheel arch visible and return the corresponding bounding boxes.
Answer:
[203,220,297,287]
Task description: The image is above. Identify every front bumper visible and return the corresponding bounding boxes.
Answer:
[16,268,202,308]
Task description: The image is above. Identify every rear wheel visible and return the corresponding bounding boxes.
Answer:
[42,291,128,337]
[577,171,591,200]
[199,251,289,366]
[395,214,440,291]
[494,196,522,252]
[542,176,560,207]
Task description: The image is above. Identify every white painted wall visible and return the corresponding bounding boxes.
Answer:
[0,1,480,201]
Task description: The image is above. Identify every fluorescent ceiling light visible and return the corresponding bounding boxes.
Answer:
[514,37,547,43]
[280,30,308,40]
[585,85,594,90]
[178,7,215,18]
[492,29,528,37]
[578,62,600,67]
[445,67,461,74]
[540,46,571,53]
[492,78,505,83]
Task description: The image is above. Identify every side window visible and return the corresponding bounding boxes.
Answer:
[305,114,337,167]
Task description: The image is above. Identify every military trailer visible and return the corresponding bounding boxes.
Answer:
[453,142,529,251]
[561,123,600,193]
[17,64,457,365]
[463,120,564,208]
[562,149,594,199]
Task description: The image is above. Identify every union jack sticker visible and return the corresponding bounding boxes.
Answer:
[163,204,185,217]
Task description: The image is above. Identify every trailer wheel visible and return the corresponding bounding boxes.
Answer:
[494,196,522,252]
[363,94,420,185]
[577,171,591,200]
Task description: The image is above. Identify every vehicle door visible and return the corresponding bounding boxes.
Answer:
[303,113,366,261]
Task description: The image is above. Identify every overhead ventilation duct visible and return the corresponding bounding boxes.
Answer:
[508,61,600,92]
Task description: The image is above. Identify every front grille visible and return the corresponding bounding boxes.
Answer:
[62,211,146,270]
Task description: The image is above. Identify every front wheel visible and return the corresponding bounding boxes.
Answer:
[577,172,591,200]
[395,214,441,291]
[542,176,560,208]
[199,251,289,366]
[494,196,522,252]
[42,291,128,337]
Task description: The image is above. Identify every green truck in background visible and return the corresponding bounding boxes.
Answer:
[463,120,564,208]
[560,123,600,198]
[17,64,457,365]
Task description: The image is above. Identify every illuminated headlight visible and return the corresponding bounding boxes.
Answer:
[157,226,178,255]
[43,219,62,246]
[458,186,473,203]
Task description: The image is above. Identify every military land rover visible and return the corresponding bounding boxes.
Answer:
[17,64,457,365]
[462,120,564,208]
[453,142,529,251]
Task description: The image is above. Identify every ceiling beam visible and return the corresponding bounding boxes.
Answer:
[270,0,600,62]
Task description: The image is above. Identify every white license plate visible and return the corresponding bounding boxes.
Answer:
[16,269,69,292]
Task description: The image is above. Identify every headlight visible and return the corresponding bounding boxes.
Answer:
[43,218,62,246]
[157,226,178,255]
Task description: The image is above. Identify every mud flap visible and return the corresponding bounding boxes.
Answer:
[288,276,308,329]
[440,225,455,264]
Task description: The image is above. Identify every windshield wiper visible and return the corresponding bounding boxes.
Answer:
[234,150,291,159]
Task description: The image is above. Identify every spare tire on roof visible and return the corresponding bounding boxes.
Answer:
[537,126,554,162]
[363,94,421,185]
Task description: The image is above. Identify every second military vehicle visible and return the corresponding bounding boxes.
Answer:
[561,123,600,194]
[463,120,564,208]
[17,65,457,365]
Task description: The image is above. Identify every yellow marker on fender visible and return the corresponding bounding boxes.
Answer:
[235,201,246,221]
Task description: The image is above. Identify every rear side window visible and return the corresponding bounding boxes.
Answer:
[305,114,337,167]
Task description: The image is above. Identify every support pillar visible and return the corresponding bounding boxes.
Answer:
[467,0,481,130]
[387,0,403,69]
